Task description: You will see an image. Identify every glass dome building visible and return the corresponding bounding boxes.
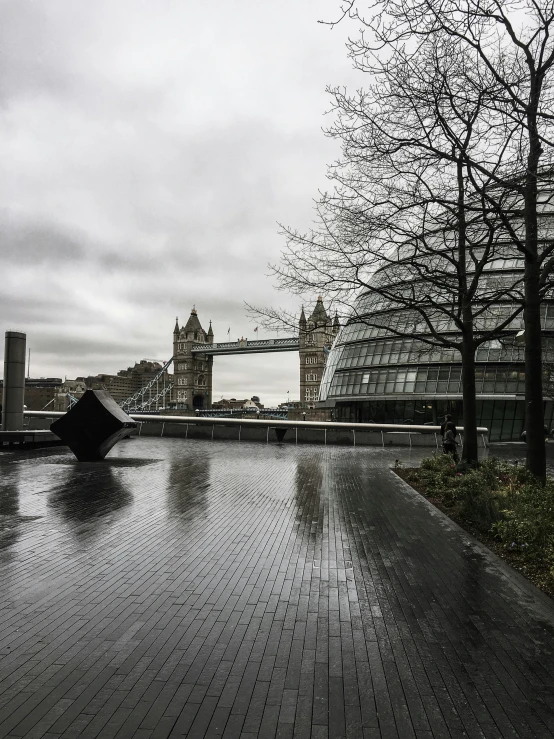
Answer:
[319,253,554,442]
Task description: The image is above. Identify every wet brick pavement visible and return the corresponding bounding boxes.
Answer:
[0,438,554,738]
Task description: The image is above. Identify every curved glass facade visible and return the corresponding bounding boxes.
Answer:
[320,272,554,441]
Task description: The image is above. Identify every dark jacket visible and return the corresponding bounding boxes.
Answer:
[440,420,457,438]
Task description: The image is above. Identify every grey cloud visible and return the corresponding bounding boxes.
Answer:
[0,216,85,263]
[0,293,71,327]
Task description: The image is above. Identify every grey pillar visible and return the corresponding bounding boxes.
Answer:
[2,331,26,431]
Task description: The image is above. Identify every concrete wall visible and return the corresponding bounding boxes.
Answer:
[26,417,52,430]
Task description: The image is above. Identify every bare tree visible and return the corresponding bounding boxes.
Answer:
[327,0,554,477]
[250,35,533,465]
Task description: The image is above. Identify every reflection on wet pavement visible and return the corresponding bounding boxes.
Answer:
[0,438,553,738]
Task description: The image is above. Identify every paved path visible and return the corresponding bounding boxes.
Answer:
[0,439,553,739]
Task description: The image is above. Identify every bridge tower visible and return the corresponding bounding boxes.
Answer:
[299,297,339,408]
[172,309,213,410]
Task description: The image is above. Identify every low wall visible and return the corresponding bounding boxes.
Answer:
[25,417,51,430]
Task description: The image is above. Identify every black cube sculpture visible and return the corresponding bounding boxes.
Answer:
[51,390,137,461]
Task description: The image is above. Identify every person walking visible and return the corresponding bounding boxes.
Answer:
[440,414,457,438]
[440,414,459,461]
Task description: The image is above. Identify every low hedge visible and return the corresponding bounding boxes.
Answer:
[398,455,554,597]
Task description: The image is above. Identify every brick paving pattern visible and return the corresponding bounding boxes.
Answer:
[0,438,553,738]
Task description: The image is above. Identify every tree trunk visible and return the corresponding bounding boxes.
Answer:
[524,95,546,482]
[456,157,479,466]
[461,339,479,465]
[524,253,546,481]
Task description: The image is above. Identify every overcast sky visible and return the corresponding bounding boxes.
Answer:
[1,0,357,405]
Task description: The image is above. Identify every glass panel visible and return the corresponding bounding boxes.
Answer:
[394,370,406,392]
[483,369,496,392]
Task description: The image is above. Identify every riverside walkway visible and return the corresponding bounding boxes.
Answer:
[0,439,553,739]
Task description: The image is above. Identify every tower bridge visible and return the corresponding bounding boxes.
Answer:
[120,299,339,412]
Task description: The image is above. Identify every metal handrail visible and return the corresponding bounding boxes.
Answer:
[23,410,487,435]
[129,415,487,434]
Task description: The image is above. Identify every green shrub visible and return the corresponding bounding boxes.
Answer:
[407,456,554,590]
[455,468,502,531]
[420,454,456,474]
[493,478,554,556]
[418,453,457,495]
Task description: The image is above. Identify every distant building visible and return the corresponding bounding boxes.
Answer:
[299,297,340,408]
[318,244,553,440]
[171,309,214,410]
[53,379,87,411]
[278,400,301,410]
[0,377,63,411]
[212,397,264,410]
[243,398,262,409]
[77,373,126,402]
[78,360,169,404]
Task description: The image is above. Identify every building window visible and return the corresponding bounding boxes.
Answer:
[306,334,316,345]
[177,390,187,400]
[198,374,206,386]
[177,362,186,371]
[306,354,317,364]
[178,377,186,385]
[177,343,185,351]
[306,373,318,382]
[305,387,318,401]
